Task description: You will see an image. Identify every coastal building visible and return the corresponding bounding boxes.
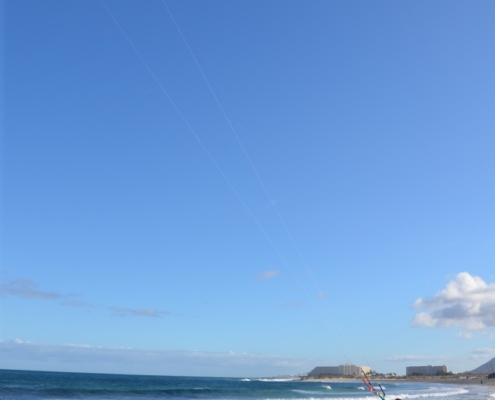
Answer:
[405,365,448,376]
[309,366,339,376]
[361,366,372,375]
[308,364,371,377]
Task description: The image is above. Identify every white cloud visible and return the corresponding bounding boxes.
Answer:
[256,270,279,281]
[62,343,92,348]
[411,272,495,330]
[455,331,474,339]
[14,338,31,344]
[470,347,495,360]
[0,278,62,299]
[411,312,437,327]
[0,339,317,377]
[472,347,495,355]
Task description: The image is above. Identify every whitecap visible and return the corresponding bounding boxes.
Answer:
[257,378,294,382]
[276,389,470,400]
[241,378,251,382]
[357,387,366,390]
[322,385,332,390]
[292,389,322,394]
[386,389,469,399]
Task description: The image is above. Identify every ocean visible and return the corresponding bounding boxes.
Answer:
[1,370,494,400]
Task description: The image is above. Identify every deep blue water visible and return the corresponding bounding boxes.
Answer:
[0,370,493,400]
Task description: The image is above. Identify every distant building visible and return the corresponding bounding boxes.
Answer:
[406,365,448,376]
[361,366,372,375]
[309,366,339,376]
[309,364,371,377]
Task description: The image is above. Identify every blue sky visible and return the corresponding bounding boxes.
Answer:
[1,0,495,377]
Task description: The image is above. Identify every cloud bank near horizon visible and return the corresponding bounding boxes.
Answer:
[0,339,317,377]
[385,355,446,362]
[412,272,495,331]
[472,346,495,355]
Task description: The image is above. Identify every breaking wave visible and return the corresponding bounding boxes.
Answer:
[392,388,469,399]
[257,378,294,382]
[292,389,323,394]
[287,388,470,400]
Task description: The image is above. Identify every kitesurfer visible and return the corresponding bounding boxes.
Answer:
[362,370,401,400]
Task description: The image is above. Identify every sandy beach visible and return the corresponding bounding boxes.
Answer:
[402,377,495,387]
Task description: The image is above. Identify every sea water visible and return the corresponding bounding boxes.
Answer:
[0,370,493,400]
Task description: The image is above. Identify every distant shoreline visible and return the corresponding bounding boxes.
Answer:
[298,376,495,387]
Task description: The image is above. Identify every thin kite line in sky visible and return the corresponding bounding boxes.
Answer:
[98,0,354,364]
[161,0,363,365]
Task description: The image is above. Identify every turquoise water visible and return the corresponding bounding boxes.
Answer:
[0,370,494,400]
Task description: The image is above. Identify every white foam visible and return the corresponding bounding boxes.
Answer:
[489,394,495,398]
[323,385,332,390]
[257,378,294,382]
[385,388,469,399]
[292,389,322,394]
[274,388,470,400]
[241,378,251,382]
[357,387,366,390]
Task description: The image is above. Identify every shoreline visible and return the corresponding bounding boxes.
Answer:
[297,377,495,387]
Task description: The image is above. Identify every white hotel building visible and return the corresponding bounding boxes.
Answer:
[308,364,371,377]
[406,365,448,376]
